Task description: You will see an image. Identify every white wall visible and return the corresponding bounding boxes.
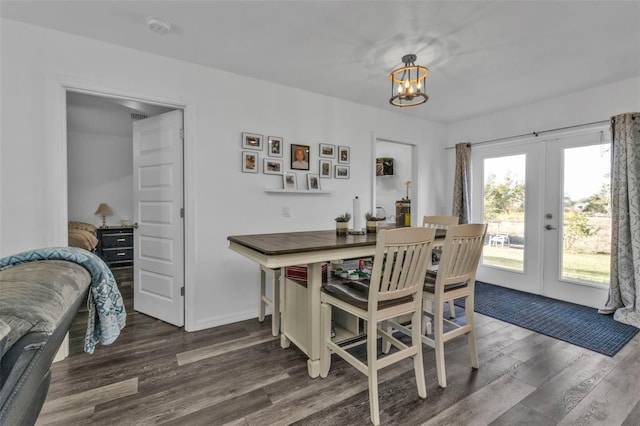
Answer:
[447,76,640,148]
[67,130,133,226]
[0,19,447,330]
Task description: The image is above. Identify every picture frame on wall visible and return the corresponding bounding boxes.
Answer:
[319,159,332,178]
[307,174,321,190]
[267,136,283,157]
[242,132,263,150]
[319,143,335,158]
[290,143,310,171]
[335,164,350,179]
[282,172,297,190]
[242,151,259,173]
[338,146,350,164]
[263,158,283,175]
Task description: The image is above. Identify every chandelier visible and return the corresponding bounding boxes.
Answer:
[389,54,429,107]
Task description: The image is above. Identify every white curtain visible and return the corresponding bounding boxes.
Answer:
[452,143,471,224]
[599,113,640,328]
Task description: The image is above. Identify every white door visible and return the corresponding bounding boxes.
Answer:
[133,109,184,326]
[472,129,611,307]
[542,132,611,307]
[472,142,544,296]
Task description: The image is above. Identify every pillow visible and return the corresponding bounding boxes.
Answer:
[68,229,99,251]
[68,221,97,236]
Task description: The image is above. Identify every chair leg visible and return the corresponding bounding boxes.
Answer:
[422,298,433,336]
[412,308,427,399]
[367,321,380,426]
[466,297,479,369]
[433,300,447,388]
[381,320,392,354]
[320,301,332,378]
[448,299,456,319]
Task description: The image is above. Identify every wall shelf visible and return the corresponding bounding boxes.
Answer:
[265,188,335,194]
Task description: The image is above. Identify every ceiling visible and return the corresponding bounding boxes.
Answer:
[2,1,639,124]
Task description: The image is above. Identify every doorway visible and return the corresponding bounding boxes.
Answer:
[471,129,611,308]
[374,139,415,225]
[66,92,185,353]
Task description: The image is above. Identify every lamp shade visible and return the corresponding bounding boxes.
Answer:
[94,203,114,216]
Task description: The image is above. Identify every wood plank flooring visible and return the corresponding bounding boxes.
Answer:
[38,277,640,425]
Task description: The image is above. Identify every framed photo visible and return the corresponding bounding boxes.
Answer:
[319,159,332,178]
[338,146,350,164]
[242,132,263,150]
[290,143,310,171]
[335,164,350,179]
[282,172,297,190]
[319,143,335,159]
[307,174,321,190]
[242,151,259,173]
[267,136,283,157]
[263,158,283,175]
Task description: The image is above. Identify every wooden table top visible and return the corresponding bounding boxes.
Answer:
[227,230,378,255]
[227,228,446,256]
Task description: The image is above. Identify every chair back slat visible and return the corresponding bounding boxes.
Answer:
[370,228,435,305]
[423,215,459,229]
[437,224,487,289]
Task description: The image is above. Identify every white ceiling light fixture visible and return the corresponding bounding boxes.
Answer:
[389,54,429,107]
[146,16,171,35]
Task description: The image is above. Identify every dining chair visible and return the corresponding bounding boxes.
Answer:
[422,215,460,320]
[319,227,435,425]
[389,223,487,388]
[259,266,281,336]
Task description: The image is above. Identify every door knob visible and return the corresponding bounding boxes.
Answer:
[132,222,139,229]
[545,224,556,230]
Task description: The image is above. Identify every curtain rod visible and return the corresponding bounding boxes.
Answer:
[446,119,610,149]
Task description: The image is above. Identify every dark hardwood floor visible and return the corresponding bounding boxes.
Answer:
[39,279,640,425]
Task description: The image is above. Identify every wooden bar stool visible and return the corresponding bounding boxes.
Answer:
[320,227,435,425]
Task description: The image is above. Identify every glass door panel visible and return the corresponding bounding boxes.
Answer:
[561,144,611,286]
[482,154,526,272]
[472,142,543,296]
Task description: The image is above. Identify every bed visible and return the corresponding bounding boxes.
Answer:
[67,221,98,252]
[0,247,126,425]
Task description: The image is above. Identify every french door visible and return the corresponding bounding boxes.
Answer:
[471,129,611,308]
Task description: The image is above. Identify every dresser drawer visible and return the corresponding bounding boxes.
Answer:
[101,233,133,249]
[96,226,134,268]
[101,248,133,262]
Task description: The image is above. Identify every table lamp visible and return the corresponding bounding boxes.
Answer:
[94,203,114,228]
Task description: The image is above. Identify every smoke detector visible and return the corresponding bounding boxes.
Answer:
[146,16,171,35]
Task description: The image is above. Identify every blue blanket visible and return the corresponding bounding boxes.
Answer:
[0,247,126,353]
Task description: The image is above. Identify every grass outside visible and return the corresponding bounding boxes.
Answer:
[482,245,610,286]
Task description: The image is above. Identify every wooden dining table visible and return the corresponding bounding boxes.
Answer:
[227,228,445,378]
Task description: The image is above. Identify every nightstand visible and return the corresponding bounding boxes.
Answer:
[96,226,134,268]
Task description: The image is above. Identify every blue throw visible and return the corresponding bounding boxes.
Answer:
[0,247,126,353]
